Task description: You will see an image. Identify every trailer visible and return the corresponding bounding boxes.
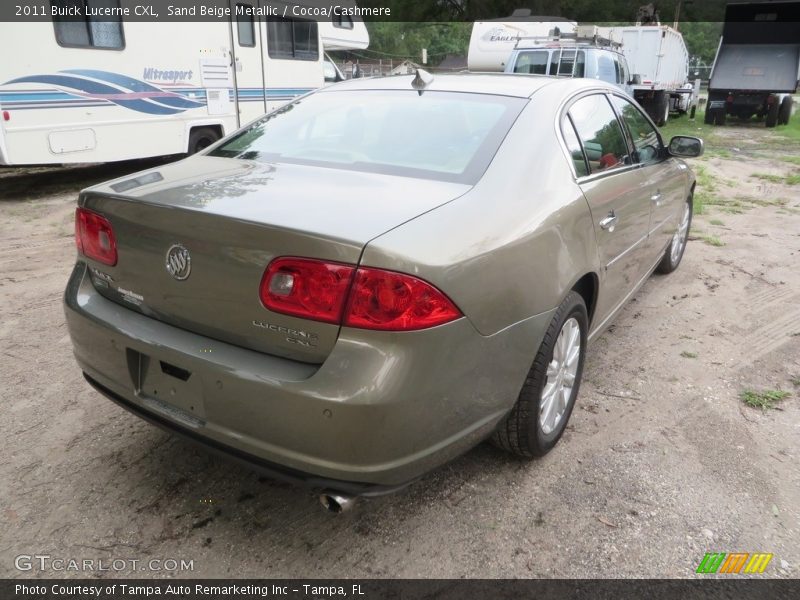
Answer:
[705,1,800,127]
[0,1,369,166]
[467,10,577,72]
[609,24,691,126]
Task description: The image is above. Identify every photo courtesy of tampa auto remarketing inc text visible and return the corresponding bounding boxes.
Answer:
[0,0,798,598]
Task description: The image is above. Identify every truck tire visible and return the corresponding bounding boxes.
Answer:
[778,96,792,126]
[188,127,221,154]
[714,109,727,126]
[766,98,780,128]
[704,108,714,125]
[655,92,670,126]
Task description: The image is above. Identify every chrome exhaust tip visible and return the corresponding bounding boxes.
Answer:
[319,490,356,513]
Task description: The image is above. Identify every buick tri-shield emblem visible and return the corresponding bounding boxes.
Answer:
[165,244,191,280]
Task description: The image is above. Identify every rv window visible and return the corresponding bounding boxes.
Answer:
[236,4,256,47]
[333,15,354,29]
[51,0,124,50]
[512,51,549,75]
[267,18,319,61]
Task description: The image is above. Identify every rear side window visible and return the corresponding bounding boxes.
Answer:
[267,18,319,60]
[51,0,124,49]
[562,116,589,177]
[512,50,549,75]
[210,90,527,184]
[568,94,629,174]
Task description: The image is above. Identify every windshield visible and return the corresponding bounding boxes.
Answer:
[210,90,527,184]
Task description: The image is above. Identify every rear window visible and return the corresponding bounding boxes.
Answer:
[210,90,526,184]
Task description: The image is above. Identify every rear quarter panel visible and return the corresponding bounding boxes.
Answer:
[361,82,600,336]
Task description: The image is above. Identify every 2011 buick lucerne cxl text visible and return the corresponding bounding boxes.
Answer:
[64,73,702,510]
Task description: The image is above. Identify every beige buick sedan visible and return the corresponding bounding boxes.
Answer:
[65,73,702,510]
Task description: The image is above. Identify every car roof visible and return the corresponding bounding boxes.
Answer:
[320,72,564,99]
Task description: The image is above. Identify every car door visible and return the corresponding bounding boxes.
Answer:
[564,93,653,324]
[609,94,688,256]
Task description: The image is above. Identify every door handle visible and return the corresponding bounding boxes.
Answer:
[599,212,618,232]
[650,192,663,207]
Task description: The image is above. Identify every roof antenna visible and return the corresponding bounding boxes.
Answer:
[411,68,434,95]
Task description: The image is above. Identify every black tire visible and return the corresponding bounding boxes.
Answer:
[778,96,792,126]
[188,127,221,154]
[713,109,727,126]
[656,196,693,275]
[703,108,714,125]
[655,92,670,127]
[765,98,779,128]
[492,291,588,458]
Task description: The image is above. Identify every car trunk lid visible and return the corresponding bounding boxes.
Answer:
[80,156,470,363]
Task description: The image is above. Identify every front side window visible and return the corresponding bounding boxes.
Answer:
[210,90,527,184]
[610,96,663,165]
[267,18,319,61]
[512,50,549,75]
[568,94,629,174]
[51,0,124,49]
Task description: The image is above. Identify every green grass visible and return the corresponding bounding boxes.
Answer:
[709,218,725,226]
[701,234,725,247]
[741,389,791,411]
[786,174,800,185]
[695,164,717,190]
[775,111,800,141]
[680,351,698,359]
[751,172,784,183]
[781,156,800,165]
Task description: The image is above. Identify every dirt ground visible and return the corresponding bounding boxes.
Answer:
[1,123,798,579]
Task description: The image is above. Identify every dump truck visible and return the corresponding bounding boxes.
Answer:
[706,1,800,127]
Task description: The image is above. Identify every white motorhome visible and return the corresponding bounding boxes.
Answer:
[467,10,577,72]
[0,2,368,166]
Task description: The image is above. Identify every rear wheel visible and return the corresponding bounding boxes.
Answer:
[714,108,727,126]
[656,197,693,275]
[188,127,221,154]
[655,92,670,126]
[492,292,587,457]
[778,96,792,125]
[766,98,780,128]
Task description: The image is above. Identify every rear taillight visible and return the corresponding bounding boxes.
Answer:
[75,207,117,266]
[260,257,462,331]
[344,267,462,331]
[260,257,355,324]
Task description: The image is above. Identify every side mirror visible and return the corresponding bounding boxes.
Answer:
[668,135,704,158]
[628,74,642,85]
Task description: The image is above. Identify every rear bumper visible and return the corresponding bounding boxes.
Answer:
[65,261,553,489]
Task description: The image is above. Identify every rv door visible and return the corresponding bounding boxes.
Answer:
[229,1,268,124]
